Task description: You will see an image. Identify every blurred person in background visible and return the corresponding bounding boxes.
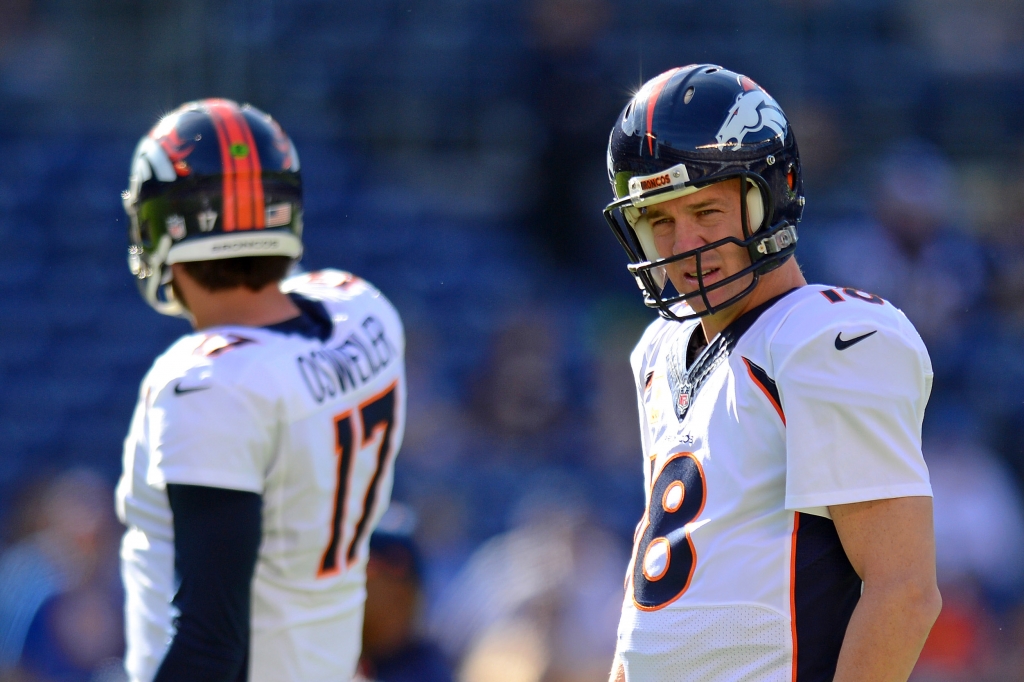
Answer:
[602,65,939,681]
[389,311,587,623]
[428,484,626,682]
[461,314,577,539]
[911,423,1024,682]
[0,468,124,682]
[965,174,1024,490]
[522,0,625,284]
[356,504,452,682]
[805,139,987,389]
[468,314,570,454]
[115,99,406,682]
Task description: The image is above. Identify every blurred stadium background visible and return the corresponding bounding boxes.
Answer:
[1,0,1024,680]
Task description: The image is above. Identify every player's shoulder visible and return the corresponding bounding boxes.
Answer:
[282,268,366,296]
[144,329,270,399]
[768,284,919,339]
[282,269,389,309]
[283,269,403,339]
[765,284,930,370]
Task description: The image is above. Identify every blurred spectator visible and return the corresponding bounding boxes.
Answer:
[583,299,648,472]
[429,486,626,682]
[521,0,626,285]
[784,102,854,209]
[912,581,999,682]
[0,468,124,682]
[804,139,987,388]
[357,503,453,682]
[458,313,599,541]
[398,320,471,473]
[994,606,1024,682]
[965,173,1024,486]
[910,434,1024,681]
[0,0,69,130]
[905,0,1024,75]
[470,314,567,443]
[927,436,1024,604]
[395,312,583,610]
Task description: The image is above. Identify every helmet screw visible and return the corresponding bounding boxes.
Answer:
[766,155,776,165]
[797,196,806,206]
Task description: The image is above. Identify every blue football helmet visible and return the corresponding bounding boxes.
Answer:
[123,99,303,316]
[603,65,804,321]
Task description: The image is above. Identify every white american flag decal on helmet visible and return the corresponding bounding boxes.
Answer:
[265,203,292,228]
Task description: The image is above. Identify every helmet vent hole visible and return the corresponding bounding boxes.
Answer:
[624,101,635,122]
[684,87,695,104]
[704,67,719,74]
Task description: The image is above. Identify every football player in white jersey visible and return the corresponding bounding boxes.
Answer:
[602,66,940,681]
[115,99,406,682]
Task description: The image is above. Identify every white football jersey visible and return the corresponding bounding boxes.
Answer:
[115,270,406,682]
[616,285,933,681]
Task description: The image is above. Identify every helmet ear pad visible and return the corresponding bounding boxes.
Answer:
[743,180,766,235]
[629,216,668,292]
[624,179,766,294]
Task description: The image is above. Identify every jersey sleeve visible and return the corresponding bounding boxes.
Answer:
[146,365,276,493]
[775,315,933,513]
[155,484,262,682]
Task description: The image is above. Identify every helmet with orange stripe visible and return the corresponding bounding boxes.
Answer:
[603,65,804,322]
[123,99,303,316]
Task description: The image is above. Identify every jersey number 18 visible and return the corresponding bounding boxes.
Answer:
[632,452,707,610]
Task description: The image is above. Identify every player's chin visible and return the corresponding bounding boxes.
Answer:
[670,270,751,314]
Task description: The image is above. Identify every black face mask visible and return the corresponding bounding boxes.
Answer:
[603,170,798,322]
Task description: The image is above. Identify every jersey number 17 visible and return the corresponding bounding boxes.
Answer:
[318,381,399,577]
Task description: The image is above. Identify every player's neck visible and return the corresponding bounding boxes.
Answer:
[183,284,301,331]
[699,258,806,340]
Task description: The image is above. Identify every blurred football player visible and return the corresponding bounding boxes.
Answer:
[357,505,453,682]
[603,66,940,681]
[115,99,406,682]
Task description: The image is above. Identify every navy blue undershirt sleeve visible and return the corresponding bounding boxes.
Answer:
[155,484,262,682]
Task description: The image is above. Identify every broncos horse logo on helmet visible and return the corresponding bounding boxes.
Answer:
[604,65,804,322]
[715,87,788,152]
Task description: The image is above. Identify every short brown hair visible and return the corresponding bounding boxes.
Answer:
[180,256,293,292]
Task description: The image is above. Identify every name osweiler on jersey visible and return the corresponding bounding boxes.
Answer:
[616,285,932,681]
[116,270,406,682]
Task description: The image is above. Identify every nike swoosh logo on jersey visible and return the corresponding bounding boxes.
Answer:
[173,382,211,395]
[834,330,877,350]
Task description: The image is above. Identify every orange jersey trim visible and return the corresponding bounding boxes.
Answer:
[790,512,800,682]
[742,357,786,426]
